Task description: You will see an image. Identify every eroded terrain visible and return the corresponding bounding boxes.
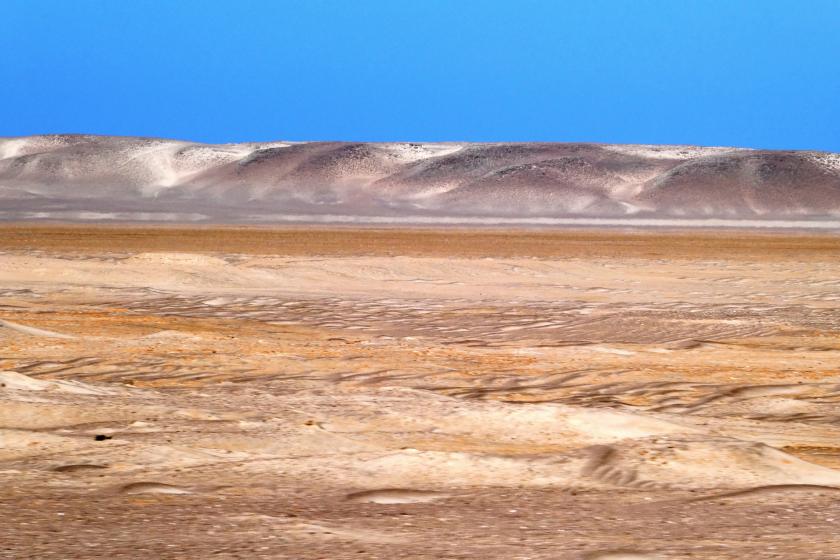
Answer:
[2,227,840,559]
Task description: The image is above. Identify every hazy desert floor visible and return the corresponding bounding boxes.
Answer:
[2,226,840,559]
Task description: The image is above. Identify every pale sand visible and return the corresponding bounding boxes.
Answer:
[1,226,840,558]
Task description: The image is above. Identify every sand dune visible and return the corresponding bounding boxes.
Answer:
[2,134,839,223]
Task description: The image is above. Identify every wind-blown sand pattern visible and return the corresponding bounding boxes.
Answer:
[2,226,840,558]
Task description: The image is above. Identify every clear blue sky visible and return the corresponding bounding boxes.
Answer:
[2,0,839,150]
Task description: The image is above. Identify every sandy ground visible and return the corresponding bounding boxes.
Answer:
[2,226,840,559]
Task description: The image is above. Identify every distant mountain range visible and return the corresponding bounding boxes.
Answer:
[1,134,839,224]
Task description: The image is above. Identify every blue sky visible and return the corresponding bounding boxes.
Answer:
[2,0,839,150]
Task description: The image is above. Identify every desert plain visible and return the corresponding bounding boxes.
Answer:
[2,225,840,559]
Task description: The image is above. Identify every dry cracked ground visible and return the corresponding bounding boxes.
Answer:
[2,226,840,559]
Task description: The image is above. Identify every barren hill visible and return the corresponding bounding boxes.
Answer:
[2,134,839,223]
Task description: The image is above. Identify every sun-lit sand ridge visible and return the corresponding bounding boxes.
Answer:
[2,226,840,558]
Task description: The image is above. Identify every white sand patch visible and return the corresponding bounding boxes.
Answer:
[561,407,689,440]
[0,371,113,395]
[0,319,76,339]
[617,201,644,214]
[345,488,450,504]
[140,330,203,341]
[347,449,582,487]
[604,144,750,160]
[0,139,31,160]
[123,143,255,196]
[588,346,636,356]
[808,152,840,174]
[627,437,840,488]
[378,143,465,162]
[0,400,132,429]
[240,141,296,150]
[126,252,229,267]
[0,429,80,459]
[401,181,463,200]
[312,389,698,449]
